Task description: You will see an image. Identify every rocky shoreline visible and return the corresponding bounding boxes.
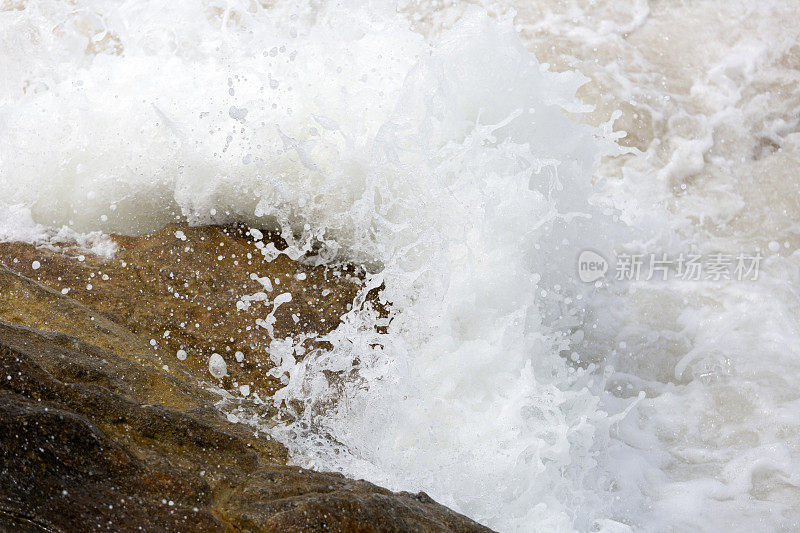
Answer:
[0,225,491,532]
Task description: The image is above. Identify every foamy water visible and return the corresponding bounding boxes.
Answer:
[1,0,799,531]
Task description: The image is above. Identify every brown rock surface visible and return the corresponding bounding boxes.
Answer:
[0,224,365,398]
[0,228,491,532]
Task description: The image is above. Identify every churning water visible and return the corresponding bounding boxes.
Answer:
[1,1,799,530]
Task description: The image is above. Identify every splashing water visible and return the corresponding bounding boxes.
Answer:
[2,0,800,531]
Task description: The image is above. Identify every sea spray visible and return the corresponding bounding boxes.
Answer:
[0,2,633,528]
[255,8,636,531]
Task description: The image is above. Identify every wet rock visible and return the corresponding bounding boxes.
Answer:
[0,230,491,532]
[0,319,489,531]
[0,224,365,398]
[223,468,492,532]
[0,320,278,532]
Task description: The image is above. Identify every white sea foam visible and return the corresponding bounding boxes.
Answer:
[1,0,799,531]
